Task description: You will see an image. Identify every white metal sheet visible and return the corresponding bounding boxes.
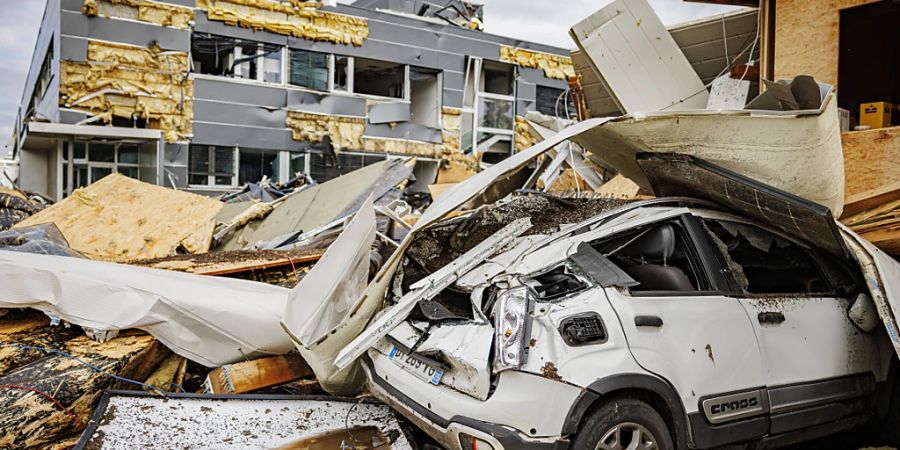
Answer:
[570,0,709,113]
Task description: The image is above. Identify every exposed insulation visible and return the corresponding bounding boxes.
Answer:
[515,115,538,151]
[500,46,575,81]
[363,137,443,157]
[773,0,880,84]
[60,40,192,143]
[198,0,369,46]
[286,110,365,151]
[435,152,478,184]
[82,0,194,30]
[841,127,900,198]
[14,174,222,261]
[441,107,462,153]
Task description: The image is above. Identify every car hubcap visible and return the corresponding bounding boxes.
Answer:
[595,422,658,450]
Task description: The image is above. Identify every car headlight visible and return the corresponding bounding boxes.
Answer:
[493,286,535,373]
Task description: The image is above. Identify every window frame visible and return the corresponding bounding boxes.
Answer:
[698,215,851,299]
[188,144,238,188]
[590,214,732,298]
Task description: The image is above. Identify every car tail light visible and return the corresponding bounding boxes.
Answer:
[459,433,495,450]
[493,286,535,373]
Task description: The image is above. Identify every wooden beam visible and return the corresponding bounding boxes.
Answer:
[841,180,900,219]
[203,354,313,394]
[683,0,759,7]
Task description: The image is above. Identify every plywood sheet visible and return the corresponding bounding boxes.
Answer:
[841,127,900,198]
[14,174,222,261]
[570,0,709,113]
[774,0,880,84]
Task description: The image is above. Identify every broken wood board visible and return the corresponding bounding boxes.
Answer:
[841,127,900,198]
[428,182,457,201]
[842,180,900,219]
[129,248,323,276]
[773,0,880,85]
[0,332,168,449]
[15,173,222,261]
[597,174,644,199]
[0,309,82,377]
[74,391,413,450]
[203,354,313,394]
[435,153,479,184]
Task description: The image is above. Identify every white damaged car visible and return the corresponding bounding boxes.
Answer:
[362,154,900,450]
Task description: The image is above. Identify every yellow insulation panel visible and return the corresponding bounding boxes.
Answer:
[198,0,369,46]
[285,111,365,151]
[60,41,192,143]
[514,115,537,151]
[82,0,194,29]
[363,137,442,158]
[441,107,462,154]
[14,174,222,261]
[500,46,575,81]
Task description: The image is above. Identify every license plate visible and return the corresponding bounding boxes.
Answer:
[389,346,444,385]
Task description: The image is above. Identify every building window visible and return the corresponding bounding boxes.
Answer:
[289,49,329,91]
[460,58,516,162]
[62,141,152,197]
[410,68,441,128]
[308,151,386,183]
[536,86,577,118]
[238,148,282,185]
[191,34,282,84]
[189,144,236,186]
[333,55,352,92]
[353,57,406,98]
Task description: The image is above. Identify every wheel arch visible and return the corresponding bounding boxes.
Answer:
[562,373,689,449]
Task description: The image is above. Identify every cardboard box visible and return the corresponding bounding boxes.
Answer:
[860,102,894,129]
[839,108,850,132]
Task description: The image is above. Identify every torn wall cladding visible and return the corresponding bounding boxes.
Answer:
[197,0,369,46]
[286,110,365,151]
[500,45,575,81]
[81,0,194,30]
[442,107,461,153]
[60,40,193,143]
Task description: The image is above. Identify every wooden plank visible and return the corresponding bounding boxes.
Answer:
[842,180,900,218]
[842,127,900,198]
[0,333,166,448]
[203,354,313,394]
[860,227,900,255]
[773,0,880,84]
[843,199,900,226]
[196,253,322,276]
[13,174,222,261]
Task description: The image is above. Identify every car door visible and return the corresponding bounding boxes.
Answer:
[594,214,769,447]
[700,216,889,435]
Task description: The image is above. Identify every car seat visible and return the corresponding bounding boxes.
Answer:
[621,224,695,291]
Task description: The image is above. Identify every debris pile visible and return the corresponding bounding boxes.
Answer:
[1,0,899,448]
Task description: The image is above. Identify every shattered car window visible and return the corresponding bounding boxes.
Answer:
[589,220,709,293]
[703,219,834,295]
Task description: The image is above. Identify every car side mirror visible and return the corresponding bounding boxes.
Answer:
[848,292,879,333]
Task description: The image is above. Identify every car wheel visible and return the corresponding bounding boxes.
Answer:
[571,398,674,450]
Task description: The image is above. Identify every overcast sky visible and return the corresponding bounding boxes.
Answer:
[0,0,740,157]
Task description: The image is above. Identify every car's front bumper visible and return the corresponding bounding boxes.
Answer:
[363,357,571,450]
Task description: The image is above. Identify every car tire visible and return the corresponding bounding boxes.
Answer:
[571,398,674,450]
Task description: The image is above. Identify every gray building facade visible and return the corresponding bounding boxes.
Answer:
[12,0,575,200]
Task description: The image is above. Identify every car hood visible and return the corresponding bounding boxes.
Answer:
[635,153,848,258]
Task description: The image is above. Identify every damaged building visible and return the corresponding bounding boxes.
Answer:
[10,0,576,200]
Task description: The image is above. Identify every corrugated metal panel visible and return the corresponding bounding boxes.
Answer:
[570,0,710,114]
[573,7,760,118]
